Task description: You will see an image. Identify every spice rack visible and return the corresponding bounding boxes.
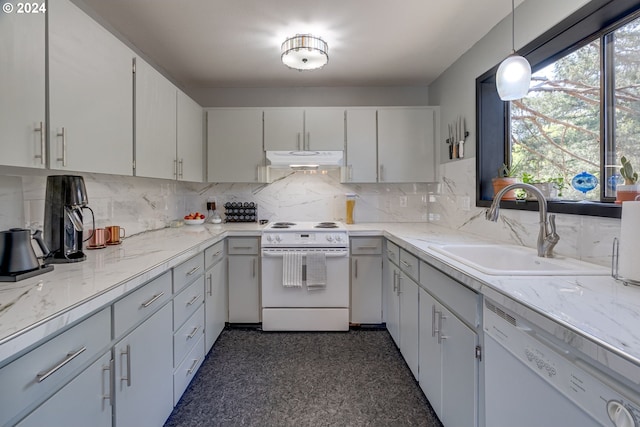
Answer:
[223,202,257,222]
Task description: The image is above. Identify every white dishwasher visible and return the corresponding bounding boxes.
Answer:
[484,298,640,427]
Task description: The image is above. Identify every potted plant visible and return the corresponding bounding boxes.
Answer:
[616,156,640,204]
[521,173,557,201]
[492,163,520,201]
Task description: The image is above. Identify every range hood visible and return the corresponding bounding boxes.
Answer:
[266,151,343,169]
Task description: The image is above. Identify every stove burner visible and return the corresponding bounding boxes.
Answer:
[315,222,338,229]
[270,222,297,229]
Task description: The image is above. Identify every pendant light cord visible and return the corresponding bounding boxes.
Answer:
[511,0,516,53]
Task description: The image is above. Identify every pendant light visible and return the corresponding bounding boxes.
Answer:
[281,34,329,71]
[496,0,531,100]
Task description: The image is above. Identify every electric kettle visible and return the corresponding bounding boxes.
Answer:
[0,228,51,274]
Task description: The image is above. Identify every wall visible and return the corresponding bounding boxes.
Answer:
[428,0,618,266]
[0,168,433,239]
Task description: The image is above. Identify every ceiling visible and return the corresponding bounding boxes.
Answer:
[80,0,516,89]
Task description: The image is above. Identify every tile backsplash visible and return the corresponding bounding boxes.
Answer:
[0,160,620,267]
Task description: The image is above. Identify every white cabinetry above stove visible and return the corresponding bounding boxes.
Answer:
[264,108,345,151]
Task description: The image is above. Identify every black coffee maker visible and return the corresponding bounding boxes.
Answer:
[44,175,93,263]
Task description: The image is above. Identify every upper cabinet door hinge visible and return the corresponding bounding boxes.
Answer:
[475,345,482,361]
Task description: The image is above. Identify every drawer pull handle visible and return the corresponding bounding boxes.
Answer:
[387,250,395,258]
[212,250,222,257]
[37,346,87,382]
[186,266,201,276]
[187,295,200,306]
[141,291,165,308]
[358,246,379,250]
[233,246,253,250]
[401,260,411,268]
[187,358,201,375]
[187,325,201,339]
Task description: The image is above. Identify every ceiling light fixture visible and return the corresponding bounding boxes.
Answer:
[281,34,328,71]
[496,0,531,100]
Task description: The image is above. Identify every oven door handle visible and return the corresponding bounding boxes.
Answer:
[261,250,349,258]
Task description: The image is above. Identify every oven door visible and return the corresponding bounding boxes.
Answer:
[261,248,349,307]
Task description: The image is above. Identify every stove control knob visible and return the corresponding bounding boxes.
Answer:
[275,235,282,242]
[335,234,343,242]
[266,234,273,242]
[326,235,334,242]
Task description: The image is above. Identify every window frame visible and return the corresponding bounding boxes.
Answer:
[476,0,640,219]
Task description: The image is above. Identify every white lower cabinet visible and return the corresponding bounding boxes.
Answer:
[205,241,228,352]
[419,262,479,427]
[398,273,420,379]
[350,237,383,324]
[16,351,112,427]
[114,302,174,427]
[228,237,260,323]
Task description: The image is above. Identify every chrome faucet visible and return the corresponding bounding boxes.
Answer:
[485,183,560,258]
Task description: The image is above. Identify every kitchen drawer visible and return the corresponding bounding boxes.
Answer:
[227,237,259,255]
[113,271,172,339]
[173,334,205,405]
[173,275,205,330]
[420,261,479,327]
[205,240,225,270]
[399,249,419,281]
[173,252,205,293]
[385,240,400,265]
[351,237,382,255]
[173,304,204,368]
[0,308,110,427]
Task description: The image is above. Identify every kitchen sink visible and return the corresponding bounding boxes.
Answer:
[428,244,609,276]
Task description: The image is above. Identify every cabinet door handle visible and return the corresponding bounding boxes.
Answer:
[34,121,45,165]
[437,312,448,344]
[297,132,301,150]
[431,305,437,337]
[306,132,310,150]
[178,159,184,178]
[354,259,358,279]
[187,358,201,375]
[173,159,178,177]
[392,270,397,292]
[379,164,384,182]
[186,266,201,276]
[120,344,131,387]
[207,274,213,296]
[36,346,87,383]
[187,325,201,339]
[252,258,256,278]
[102,359,113,410]
[187,294,200,306]
[56,127,67,166]
[397,275,402,295]
[141,291,165,308]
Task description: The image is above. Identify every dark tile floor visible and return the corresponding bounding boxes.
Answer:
[165,328,443,427]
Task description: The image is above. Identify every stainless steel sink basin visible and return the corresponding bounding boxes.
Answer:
[428,244,609,276]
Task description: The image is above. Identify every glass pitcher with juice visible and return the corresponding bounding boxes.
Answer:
[346,193,356,224]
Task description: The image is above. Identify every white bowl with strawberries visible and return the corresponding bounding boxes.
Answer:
[184,212,206,225]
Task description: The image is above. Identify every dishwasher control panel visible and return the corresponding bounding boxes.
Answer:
[484,300,640,427]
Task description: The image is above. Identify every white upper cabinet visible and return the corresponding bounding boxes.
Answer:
[0,7,45,168]
[377,107,437,183]
[134,58,177,180]
[49,0,133,176]
[207,109,265,183]
[264,108,344,151]
[344,108,377,183]
[304,108,345,151]
[177,90,204,182]
[264,108,304,151]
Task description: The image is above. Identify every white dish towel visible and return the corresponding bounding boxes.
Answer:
[283,251,303,288]
[306,252,327,289]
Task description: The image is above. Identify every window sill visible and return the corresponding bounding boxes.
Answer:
[476,199,621,219]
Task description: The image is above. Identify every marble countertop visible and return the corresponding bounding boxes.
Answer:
[2,221,640,379]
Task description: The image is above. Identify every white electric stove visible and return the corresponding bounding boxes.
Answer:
[261,221,349,331]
